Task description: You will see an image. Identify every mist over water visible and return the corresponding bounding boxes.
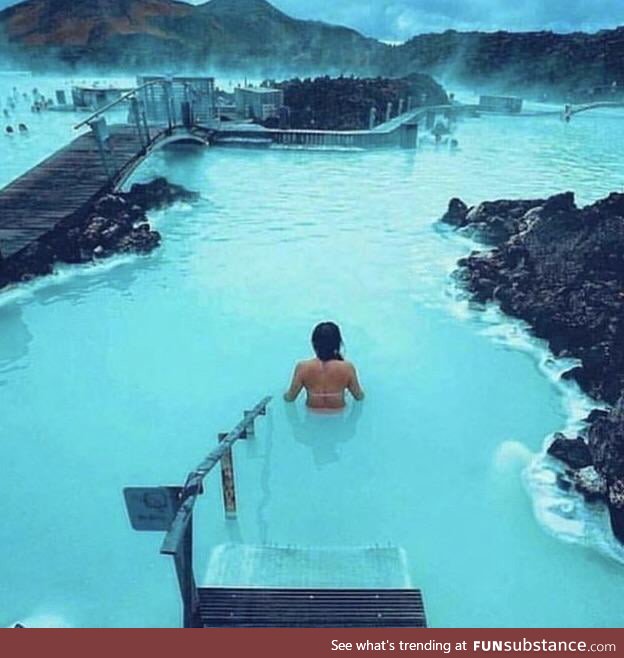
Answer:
[2,75,624,627]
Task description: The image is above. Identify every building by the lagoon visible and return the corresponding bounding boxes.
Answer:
[234,86,284,120]
[71,84,132,111]
[478,95,523,114]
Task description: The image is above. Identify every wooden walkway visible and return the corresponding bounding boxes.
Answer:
[0,124,210,260]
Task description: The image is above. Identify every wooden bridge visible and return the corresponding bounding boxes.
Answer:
[123,397,428,628]
[0,78,459,263]
[0,80,212,260]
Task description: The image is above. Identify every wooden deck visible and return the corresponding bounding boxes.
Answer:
[197,588,427,628]
[0,126,141,259]
[0,124,212,260]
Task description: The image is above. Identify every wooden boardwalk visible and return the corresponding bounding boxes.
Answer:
[0,124,211,260]
[0,99,459,262]
[0,126,137,259]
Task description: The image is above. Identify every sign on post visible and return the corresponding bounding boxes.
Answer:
[218,433,237,519]
[123,486,182,531]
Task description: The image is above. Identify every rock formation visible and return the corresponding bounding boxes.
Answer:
[441,191,624,542]
[269,74,448,131]
[0,177,198,290]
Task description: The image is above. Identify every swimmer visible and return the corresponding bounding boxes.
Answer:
[284,321,364,410]
[5,126,14,134]
[18,123,28,133]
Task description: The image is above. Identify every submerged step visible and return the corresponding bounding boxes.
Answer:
[202,544,414,589]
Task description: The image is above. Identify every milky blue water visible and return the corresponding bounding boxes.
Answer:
[2,76,624,628]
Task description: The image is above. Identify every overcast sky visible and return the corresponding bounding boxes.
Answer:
[271,0,624,41]
[1,0,623,42]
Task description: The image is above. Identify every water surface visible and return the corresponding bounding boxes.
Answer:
[2,78,624,627]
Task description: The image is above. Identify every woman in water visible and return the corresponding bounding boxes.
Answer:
[284,322,365,410]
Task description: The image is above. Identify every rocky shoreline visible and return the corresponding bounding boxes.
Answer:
[0,177,198,291]
[441,191,624,543]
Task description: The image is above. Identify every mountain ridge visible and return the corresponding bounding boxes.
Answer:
[0,0,385,72]
[0,0,623,97]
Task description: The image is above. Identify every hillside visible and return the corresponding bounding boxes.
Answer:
[0,0,385,72]
[0,0,623,99]
[386,28,624,98]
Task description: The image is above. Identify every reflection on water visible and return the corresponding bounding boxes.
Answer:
[285,401,363,467]
[0,302,32,382]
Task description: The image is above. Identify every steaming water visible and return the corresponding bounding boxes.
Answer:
[2,76,624,628]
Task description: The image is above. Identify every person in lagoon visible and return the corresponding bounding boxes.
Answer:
[284,322,365,410]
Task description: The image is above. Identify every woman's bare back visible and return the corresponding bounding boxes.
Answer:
[284,358,364,409]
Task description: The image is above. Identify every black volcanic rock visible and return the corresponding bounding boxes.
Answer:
[125,176,199,208]
[271,74,448,131]
[441,198,469,227]
[442,190,624,543]
[446,192,624,402]
[547,434,593,470]
[588,399,624,482]
[0,177,197,290]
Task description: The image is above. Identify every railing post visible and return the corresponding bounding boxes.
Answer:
[164,79,175,131]
[369,106,377,130]
[90,117,113,180]
[173,516,200,628]
[129,95,147,149]
[218,433,237,519]
[139,98,151,144]
[242,411,255,438]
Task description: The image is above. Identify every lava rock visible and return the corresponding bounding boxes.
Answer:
[572,466,607,502]
[448,191,624,403]
[93,193,128,217]
[445,189,624,544]
[588,398,624,482]
[6,240,54,280]
[441,198,469,227]
[125,177,200,210]
[0,177,196,292]
[547,433,593,469]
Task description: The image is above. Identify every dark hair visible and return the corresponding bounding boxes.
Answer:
[311,322,344,362]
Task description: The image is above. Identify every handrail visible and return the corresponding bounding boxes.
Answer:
[160,395,272,556]
[73,80,167,130]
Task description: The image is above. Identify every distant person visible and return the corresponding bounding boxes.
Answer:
[284,322,364,410]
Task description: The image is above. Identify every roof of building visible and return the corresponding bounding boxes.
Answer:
[237,87,282,94]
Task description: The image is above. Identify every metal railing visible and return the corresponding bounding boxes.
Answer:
[124,396,272,627]
[73,80,164,131]
[73,78,201,183]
